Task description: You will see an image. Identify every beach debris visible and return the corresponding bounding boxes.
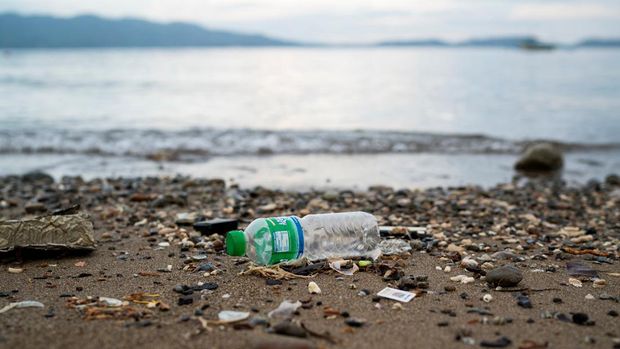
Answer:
[592,279,607,288]
[268,300,302,319]
[450,275,475,284]
[218,310,250,323]
[566,261,598,278]
[378,239,412,255]
[328,259,359,275]
[241,263,313,280]
[307,281,321,294]
[0,300,44,314]
[561,247,608,257]
[66,296,152,321]
[357,260,372,268]
[483,294,493,303]
[486,265,523,287]
[99,297,124,307]
[7,267,23,273]
[193,218,239,236]
[584,294,595,300]
[0,212,96,252]
[568,278,583,288]
[376,287,415,302]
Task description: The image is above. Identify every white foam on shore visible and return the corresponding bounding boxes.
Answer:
[2,128,617,160]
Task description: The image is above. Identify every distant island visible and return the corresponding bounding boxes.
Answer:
[1,13,619,49]
[0,13,295,47]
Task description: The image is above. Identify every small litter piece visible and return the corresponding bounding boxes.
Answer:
[99,297,124,307]
[568,278,583,288]
[0,213,96,252]
[450,275,475,284]
[218,310,250,323]
[328,259,359,276]
[7,267,23,273]
[268,300,302,319]
[308,281,321,294]
[241,263,313,280]
[378,239,412,255]
[0,300,44,314]
[377,287,415,303]
[566,261,598,278]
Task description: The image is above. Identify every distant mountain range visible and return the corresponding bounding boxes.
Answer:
[0,13,295,47]
[0,13,618,49]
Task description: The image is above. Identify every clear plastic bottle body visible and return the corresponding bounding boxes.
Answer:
[299,211,380,260]
[239,212,380,264]
[242,218,273,265]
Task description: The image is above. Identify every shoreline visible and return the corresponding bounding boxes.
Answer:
[1,173,619,349]
[2,151,620,191]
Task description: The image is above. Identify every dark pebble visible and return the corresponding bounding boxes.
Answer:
[552,297,562,304]
[517,295,533,309]
[344,318,366,327]
[437,321,449,327]
[480,336,512,348]
[444,285,456,292]
[178,295,193,305]
[572,313,589,325]
[608,310,618,317]
[266,279,283,286]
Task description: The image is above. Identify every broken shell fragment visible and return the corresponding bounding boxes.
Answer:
[308,281,321,294]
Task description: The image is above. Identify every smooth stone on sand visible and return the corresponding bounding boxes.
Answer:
[514,143,563,171]
[486,265,523,287]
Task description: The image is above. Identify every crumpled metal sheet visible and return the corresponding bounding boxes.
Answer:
[0,213,96,252]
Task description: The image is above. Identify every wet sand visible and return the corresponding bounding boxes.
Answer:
[0,174,619,349]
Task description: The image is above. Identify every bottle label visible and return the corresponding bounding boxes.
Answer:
[273,231,290,252]
[263,216,304,264]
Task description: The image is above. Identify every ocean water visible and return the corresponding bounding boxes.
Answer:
[1,47,619,188]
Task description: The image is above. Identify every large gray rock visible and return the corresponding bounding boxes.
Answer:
[515,143,563,171]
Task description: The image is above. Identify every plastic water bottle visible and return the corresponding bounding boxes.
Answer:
[225,211,380,265]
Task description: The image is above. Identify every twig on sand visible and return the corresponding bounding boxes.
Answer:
[240,263,314,280]
[493,287,560,293]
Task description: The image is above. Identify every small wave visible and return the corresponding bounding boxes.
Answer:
[1,128,618,161]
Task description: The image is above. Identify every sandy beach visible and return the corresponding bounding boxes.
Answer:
[0,173,619,349]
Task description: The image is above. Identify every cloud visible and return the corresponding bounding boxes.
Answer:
[510,3,620,21]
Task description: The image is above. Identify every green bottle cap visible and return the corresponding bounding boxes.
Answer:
[226,230,246,256]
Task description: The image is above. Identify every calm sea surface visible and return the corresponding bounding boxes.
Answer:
[1,47,619,187]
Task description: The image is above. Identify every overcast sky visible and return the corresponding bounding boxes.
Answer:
[1,0,619,43]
